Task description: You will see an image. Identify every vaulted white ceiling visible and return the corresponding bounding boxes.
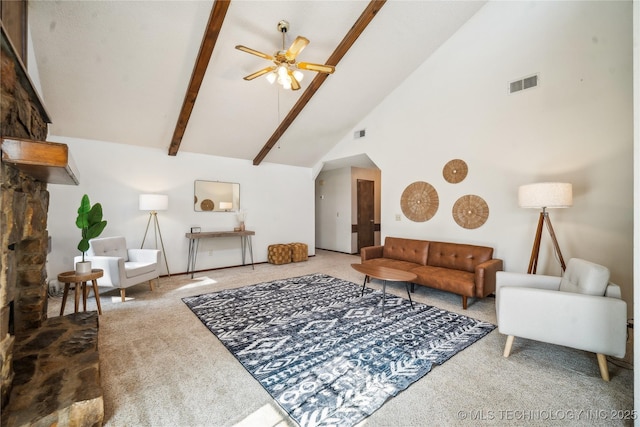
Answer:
[28,0,486,168]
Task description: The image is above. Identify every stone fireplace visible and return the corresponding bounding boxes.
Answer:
[1,23,103,426]
[1,22,50,409]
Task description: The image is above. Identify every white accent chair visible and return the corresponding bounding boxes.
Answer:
[74,236,161,302]
[496,258,627,381]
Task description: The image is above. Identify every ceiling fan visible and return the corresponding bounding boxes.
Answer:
[235,20,335,91]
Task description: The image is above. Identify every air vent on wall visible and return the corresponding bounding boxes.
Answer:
[509,74,538,94]
[353,129,366,139]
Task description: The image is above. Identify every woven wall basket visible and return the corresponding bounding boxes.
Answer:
[443,159,468,184]
[200,199,214,211]
[400,181,439,222]
[452,194,489,229]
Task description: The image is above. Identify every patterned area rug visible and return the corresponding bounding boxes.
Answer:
[183,273,495,426]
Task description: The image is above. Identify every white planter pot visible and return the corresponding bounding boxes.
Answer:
[75,261,92,275]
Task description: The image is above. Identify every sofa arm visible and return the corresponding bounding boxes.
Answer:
[498,287,627,357]
[74,255,125,287]
[128,248,161,264]
[361,245,383,262]
[474,258,503,297]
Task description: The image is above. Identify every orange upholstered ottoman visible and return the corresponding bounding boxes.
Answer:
[268,244,291,265]
[289,242,308,262]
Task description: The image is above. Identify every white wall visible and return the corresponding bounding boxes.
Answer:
[315,167,352,253]
[322,1,634,313]
[45,136,315,279]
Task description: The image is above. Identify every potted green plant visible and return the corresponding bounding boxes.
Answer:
[75,194,107,274]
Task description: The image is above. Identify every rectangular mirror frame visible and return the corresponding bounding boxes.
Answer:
[194,180,240,212]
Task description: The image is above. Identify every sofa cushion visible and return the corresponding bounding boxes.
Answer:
[412,265,475,297]
[559,258,610,296]
[362,258,422,272]
[382,237,429,265]
[427,241,492,273]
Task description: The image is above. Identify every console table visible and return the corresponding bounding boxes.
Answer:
[186,230,255,278]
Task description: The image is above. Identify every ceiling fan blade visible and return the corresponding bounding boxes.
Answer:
[287,70,301,91]
[285,36,309,61]
[297,62,335,74]
[243,66,276,81]
[235,45,274,61]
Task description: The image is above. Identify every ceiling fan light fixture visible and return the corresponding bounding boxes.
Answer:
[277,65,288,79]
[236,20,332,91]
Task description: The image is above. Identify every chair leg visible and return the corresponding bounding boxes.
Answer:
[120,289,126,302]
[597,353,610,381]
[149,279,155,291]
[462,295,468,309]
[503,335,515,357]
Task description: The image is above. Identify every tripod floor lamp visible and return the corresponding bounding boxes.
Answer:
[139,194,171,277]
[518,182,573,274]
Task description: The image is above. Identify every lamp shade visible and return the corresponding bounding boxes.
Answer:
[518,183,572,209]
[139,194,168,211]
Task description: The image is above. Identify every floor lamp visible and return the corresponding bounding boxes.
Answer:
[139,194,171,277]
[518,183,572,274]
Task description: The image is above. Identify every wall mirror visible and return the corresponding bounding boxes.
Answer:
[194,180,240,212]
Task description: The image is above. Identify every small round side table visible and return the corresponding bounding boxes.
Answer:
[57,269,104,315]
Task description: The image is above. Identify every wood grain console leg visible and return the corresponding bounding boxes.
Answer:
[74,282,81,313]
[60,283,70,315]
[91,279,102,315]
[597,353,610,381]
[82,282,88,312]
[503,335,515,357]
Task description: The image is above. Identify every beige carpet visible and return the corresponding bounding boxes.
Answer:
[47,250,633,426]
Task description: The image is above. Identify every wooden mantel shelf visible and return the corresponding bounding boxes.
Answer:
[1,137,79,185]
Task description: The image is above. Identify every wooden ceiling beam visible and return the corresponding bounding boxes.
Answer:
[253,0,387,165]
[168,0,231,156]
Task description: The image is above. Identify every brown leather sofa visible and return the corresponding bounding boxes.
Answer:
[360,236,503,309]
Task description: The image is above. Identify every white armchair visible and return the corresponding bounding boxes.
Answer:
[74,236,161,302]
[496,258,627,381]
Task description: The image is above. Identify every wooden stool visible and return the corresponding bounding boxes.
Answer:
[267,244,291,265]
[289,242,308,262]
[58,269,104,315]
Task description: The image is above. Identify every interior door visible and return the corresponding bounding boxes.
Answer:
[357,179,375,253]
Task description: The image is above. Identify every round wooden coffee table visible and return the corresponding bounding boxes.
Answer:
[351,263,417,315]
[57,269,103,315]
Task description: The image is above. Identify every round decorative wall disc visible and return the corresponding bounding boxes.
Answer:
[400,181,439,222]
[200,199,214,211]
[443,159,468,184]
[452,194,489,229]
